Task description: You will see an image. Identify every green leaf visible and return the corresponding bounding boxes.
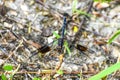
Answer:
[94,0,98,2]
[89,62,120,80]
[1,74,7,80]
[72,0,78,13]
[72,0,90,16]
[33,77,41,80]
[3,64,13,71]
[64,41,71,55]
[53,40,58,46]
[107,30,120,44]
[94,0,111,2]
[75,10,91,17]
[53,31,60,39]
[77,73,81,77]
[57,70,64,75]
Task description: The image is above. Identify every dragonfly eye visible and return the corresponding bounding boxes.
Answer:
[63,13,69,17]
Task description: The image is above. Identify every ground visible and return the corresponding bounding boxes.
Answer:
[0,0,120,80]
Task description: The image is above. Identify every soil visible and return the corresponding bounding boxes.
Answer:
[0,0,120,80]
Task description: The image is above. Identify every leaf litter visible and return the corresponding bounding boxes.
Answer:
[0,0,120,79]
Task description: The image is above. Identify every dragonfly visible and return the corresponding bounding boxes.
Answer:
[28,13,68,59]
[28,13,91,59]
[57,13,68,53]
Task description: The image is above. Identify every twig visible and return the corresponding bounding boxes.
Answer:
[0,69,98,75]
[72,0,93,44]
[54,54,64,71]
[1,40,23,65]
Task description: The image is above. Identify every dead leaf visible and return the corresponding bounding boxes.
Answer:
[93,2,109,10]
